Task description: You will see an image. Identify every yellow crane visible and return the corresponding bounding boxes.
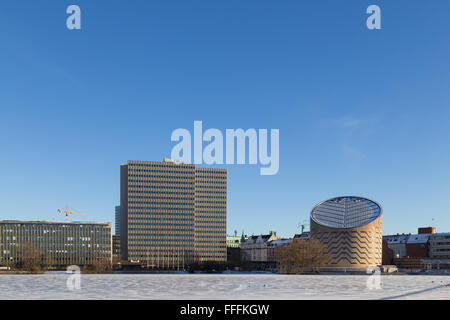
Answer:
[57,206,88,222]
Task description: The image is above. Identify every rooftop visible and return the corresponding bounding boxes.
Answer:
[311,196,382,229]
[383,234,410,244]
[407,234,431,244]
[0,220,111,226]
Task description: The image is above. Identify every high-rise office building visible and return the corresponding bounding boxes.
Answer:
[194,167,227,262]
[120,159,226,265]
[115,205,120,236]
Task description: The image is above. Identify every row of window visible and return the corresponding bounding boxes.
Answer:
[129,202,226,209]
[129,179,195,185]
[129,196,194,200]
[130,184,226,190]
[129,186,195,191]
[129,206,194,211]
[129,241,194,245]
[129,163,194,169]
[129,166,226,176]
[130,191,194,196]
[129,227,194,232]
[195,180,227,184]
[129,174,194,179]
[128,216,193,221]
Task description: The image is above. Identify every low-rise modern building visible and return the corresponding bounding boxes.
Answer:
[429,233,450,259]
[423,259,450,270]
[0,220,112,268]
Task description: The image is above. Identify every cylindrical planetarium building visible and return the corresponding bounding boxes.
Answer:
[310,196,383,270]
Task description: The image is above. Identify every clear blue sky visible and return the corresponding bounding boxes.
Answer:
[1,1,449,237]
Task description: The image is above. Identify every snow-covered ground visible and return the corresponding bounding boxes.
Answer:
[1,274,450,300]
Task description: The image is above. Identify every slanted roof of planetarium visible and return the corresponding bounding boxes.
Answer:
[310,196,382,229]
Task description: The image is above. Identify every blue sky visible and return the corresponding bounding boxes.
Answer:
[1,1,449,237]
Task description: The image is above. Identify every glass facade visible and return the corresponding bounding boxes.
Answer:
[311,196,381,229]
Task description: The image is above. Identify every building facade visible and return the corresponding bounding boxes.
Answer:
[383,227,450,270]
[384,228,436,262]
[0,220,112,267]
[240,232,280,262]
[226,235,243,248]
[383,234,409,258]
[429,233,450,259]
[194,167,227,262]
[226,234,244,265]
[405,233,430,258]
[310,196,383,270]
[112,235,120,264]
[120,159,227,266]
[115,206,120,236]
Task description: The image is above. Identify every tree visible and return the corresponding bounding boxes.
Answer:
[1,255,13,271]
[15,241,52,273]
[277,239,331,274]
[91,255,112,273]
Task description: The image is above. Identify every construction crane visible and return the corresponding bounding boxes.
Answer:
[57,206,88,222]
[297,220,310,234]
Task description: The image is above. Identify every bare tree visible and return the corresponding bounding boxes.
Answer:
[1,255,13,272]
[277,239,331,274]
[15,241,51,273]
[91,254,112,273]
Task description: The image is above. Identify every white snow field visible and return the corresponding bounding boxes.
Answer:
[0,274,450,300]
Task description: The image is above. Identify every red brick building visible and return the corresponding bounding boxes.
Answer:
[405,234,430,258]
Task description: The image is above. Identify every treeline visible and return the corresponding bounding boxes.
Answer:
[276,239,331,274]
[2,242,112,274]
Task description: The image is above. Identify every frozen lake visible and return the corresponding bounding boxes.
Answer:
[1,273,450,300]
